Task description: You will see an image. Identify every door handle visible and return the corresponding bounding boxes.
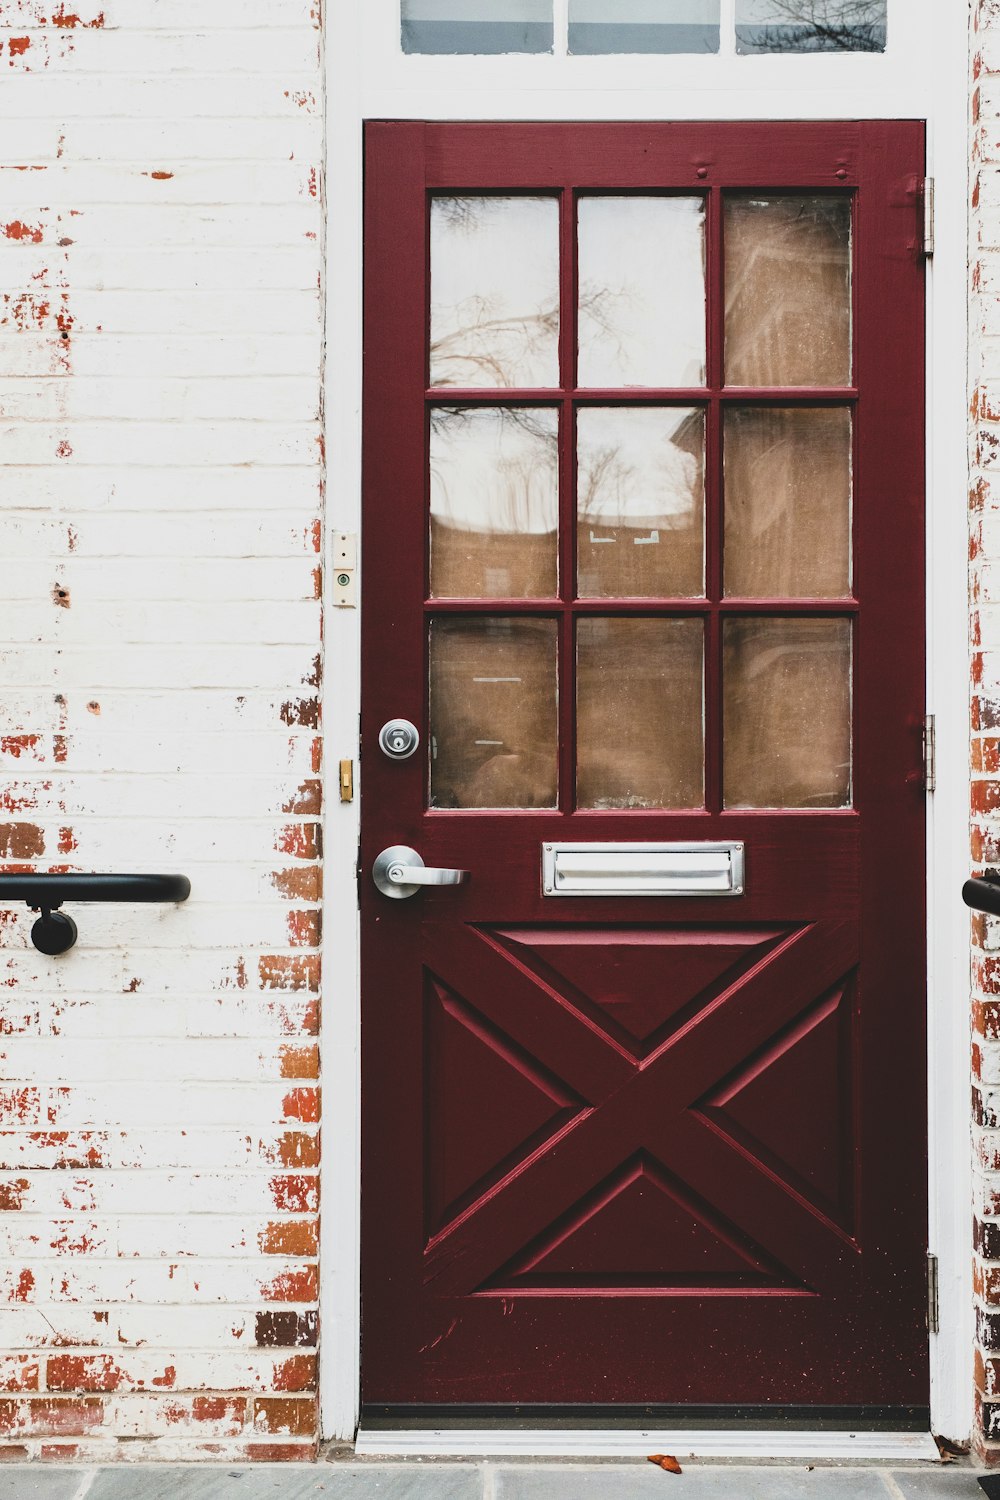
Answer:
[372,845,469,900]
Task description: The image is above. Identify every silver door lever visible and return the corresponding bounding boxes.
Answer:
[372,845,469,900]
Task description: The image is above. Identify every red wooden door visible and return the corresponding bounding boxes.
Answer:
[361,122,927,1415]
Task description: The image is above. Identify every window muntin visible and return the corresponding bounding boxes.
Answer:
[402,0,886,55]
[426,188,857,813]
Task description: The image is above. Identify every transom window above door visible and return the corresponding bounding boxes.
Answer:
[401,0,887,56]
[426,190,856,814]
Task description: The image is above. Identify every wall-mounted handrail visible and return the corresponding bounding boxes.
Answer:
[963,877,1000,918]
[0,873,192,954]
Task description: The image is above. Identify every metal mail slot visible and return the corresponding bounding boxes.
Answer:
[541,842,745,898]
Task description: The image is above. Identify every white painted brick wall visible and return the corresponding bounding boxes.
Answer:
[0,0,324,1461]
[970,0,1000,1462]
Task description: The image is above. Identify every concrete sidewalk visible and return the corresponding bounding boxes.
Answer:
[0,1463,985,1500]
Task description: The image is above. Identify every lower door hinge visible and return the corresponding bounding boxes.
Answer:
[922,177,935,258]
[927,1252,940,1334]
[923,714,936,793]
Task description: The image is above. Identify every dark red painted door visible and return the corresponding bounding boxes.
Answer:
[361,122,927,1413]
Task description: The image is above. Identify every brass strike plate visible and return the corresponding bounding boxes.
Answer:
[339,759,354,803]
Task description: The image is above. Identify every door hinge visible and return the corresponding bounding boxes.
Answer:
[923,714,936,792]
[921,177,935,258]
[927,1252,940,1334]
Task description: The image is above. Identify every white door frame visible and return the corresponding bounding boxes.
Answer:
[321,0,973,1444]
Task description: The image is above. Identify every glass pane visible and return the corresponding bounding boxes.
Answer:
[403,0,553,53]
[736,0,886,53]
[723,618,852,809]
[430,197,560,388]
[430,407,559,599]
[577,407,705,598]
[578,197,707,387]
[569,0,720,53]
[577,618,704,809]
[724,407,852,598]
[725,196,852,388]
[430,617,558,809]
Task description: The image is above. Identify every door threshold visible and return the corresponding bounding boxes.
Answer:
[354,1427,940,1461]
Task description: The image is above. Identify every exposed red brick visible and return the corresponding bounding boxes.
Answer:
[49,8,106,27]
[190,1395,248,1423]
[279,698,320,729]
[0,1359,39,1394]
[259,1221,318,1257]
[0,1180,30,1211]
[273,1131,320,1169]
[976,1000,1000,1039]
[271,867,322,902]
[282,1087,320,1123]
[260,1266,319,1303]
[0,1398,104,1437]
[255,1310,317,1348]
[251,1395,318,1436]
[271,1354,316,1391]
[46,1355,123,1393]
[286,909,321,948]
[12,1270,34,1302]
[282,779,322,815]
[0,825,44,859]
[275,823,321,860]
[3,221,43,242]
[243,1441,318,1461]
[269,1175,318,1214]
[260,955,319,992]
[278,1045,319,1080]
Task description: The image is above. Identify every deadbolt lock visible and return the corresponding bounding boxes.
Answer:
[378,719,420,761]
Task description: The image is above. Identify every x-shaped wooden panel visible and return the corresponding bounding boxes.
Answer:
[422,918,860,1299]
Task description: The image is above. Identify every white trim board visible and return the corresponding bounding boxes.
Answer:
[321,0,972,1447]
[354,1429,941,1461]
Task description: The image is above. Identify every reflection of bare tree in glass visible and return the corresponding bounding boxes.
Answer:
[431,291,623,388]
[747,0,885,51]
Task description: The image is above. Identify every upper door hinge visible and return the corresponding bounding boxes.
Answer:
[921,177,935,258]
[927,1251,940,1334]
[923,714,936,793]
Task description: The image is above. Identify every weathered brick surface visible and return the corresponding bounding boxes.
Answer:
[975,0,1000,1464]
[0,0,324,1461]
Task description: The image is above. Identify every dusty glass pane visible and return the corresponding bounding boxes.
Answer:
[723,617,852,809]
[578,197,707,388]
[577,407,705,598]
[431,197,560,389]
[736,0,886,53]
[430,407,559,599]
[724,407,852,598]
[403,0,553,54]
[569,0,720,54]
[725,196,852,388]
[577,618,704,809]
[430,617,558,809]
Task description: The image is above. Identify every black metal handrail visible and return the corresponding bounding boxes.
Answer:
[0,873,191,954]
[963,877,1000,918]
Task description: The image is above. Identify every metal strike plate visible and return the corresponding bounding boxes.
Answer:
[541,842,745,898]
[333,533,357,608]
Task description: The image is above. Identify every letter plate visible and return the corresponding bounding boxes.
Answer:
[541,842,745,898]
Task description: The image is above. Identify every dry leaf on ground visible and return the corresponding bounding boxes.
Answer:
[647,1454,683,1474]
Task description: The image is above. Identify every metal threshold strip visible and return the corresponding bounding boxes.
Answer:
[355,1422,940,1461]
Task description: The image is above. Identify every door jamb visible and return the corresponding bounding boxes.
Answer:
[320,0,972,1443]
